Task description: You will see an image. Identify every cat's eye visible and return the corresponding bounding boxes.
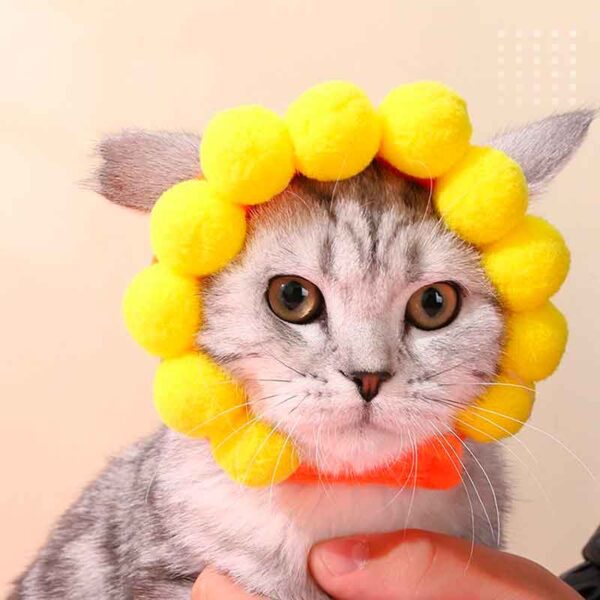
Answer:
[405,282,461,331]
[267,275,324,324]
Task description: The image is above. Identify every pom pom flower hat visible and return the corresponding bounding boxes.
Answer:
[123,81,570,488]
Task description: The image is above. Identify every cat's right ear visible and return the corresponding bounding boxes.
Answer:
[489,109,596,196]
[93,130,201,211]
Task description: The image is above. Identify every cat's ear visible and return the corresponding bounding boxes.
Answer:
[489,109,596,196]
[94,130,201,211]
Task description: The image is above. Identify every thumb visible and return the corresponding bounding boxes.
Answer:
[309,529,580,600]
[192,567,265,599]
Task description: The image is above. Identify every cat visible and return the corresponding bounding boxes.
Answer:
[10,109,594,600]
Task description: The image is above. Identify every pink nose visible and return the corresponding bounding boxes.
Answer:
[350,371,392,402]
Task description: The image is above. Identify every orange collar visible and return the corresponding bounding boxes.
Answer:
[287,433,463,490]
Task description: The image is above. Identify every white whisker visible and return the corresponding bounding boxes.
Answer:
[238,395,298,487]
[453,415,555,514]
[268,394,308,509]
[438,381,536,393]
[463,404,598,487]
[448,429,501,546]
[432,427,476,569]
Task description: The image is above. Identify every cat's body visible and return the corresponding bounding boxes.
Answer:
[13,428,506,600]
[11,109,594,599]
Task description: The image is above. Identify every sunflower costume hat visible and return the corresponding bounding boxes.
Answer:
[123,81,570,489]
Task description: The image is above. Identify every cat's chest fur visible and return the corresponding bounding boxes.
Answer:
[158,430,505,589]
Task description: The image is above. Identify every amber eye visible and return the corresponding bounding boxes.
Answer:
[405,282,461,331]
[267,276,324,324]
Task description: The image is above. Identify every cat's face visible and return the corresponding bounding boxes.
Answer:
[200,165,503,474]
[97,110,593,475]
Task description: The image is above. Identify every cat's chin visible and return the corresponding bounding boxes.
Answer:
[292,420,424,476]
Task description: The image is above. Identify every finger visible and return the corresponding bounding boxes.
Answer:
[192,567,266,600]
[309,529,580,600]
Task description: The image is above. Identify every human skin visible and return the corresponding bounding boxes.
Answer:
[192,529,580,600]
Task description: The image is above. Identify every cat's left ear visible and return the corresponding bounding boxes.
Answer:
[489,109,596,196]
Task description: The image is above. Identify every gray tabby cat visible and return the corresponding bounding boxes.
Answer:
[11,110,594,600]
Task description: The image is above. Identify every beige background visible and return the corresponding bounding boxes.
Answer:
[1,0,599,594]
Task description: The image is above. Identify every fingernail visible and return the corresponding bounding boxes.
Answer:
[315,538,370,576]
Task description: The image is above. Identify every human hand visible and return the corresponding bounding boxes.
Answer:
[192,567,267,600]
[308,529,580,599]
[192,529,580,599]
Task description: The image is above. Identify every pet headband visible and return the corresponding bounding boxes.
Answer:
[123,81,570,488]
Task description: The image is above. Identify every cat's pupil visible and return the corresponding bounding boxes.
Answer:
[281,280,308,310]
[421,287,444,317]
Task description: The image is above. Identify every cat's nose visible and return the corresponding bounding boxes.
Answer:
[349,371,392,402]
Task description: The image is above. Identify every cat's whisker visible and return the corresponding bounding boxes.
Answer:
[429,424,476,568]
[286,188,314,213]
[402,428,419,535]
[438,381,536,393]
[396,399,496,553]
[196,377,293,387]
[452,414,556,515]
[420,359,471,382]
[446,428,501,546]
[143,395,277,504]
[314,416,336,502]
[268,394,309,509]
[262,350,308,379]
[417,393,540,465]
[330,152,349,203]
[377,426,416,513]
[432,424,487,526]
[417,164,435,227]
[455,404,599,487]
[182,391,290,438]
[420,422,476,572]
[209,393,301,456]
[209,413,263,454]
[144,454,163,505]
[421,392,597,489]
[237,396,299,488]
[182,401,253,438]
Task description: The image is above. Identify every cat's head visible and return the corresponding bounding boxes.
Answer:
[96,110,593,475]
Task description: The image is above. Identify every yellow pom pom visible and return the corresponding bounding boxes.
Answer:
[154,352,247,438]
[482,216,570,312]
[123,264,200,357]
[211,420,300,486]
[456,375,535,442]
[434,146,528,246]
[378,81,472,178]
[150,179,247,276]
[285,81,381,181]
[200,106,295,205]
[501,302,568,382]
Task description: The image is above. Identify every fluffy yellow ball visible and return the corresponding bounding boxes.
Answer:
[435,146,528,246]
[154,352,247,438]
[200,106,295,205]
[150,179,247,276]
[501,302,568,382]
[456,375,535,442]
[378,81,472,178]
[285,81,381,181]
[211,420,300,486]
[482,216,570,312]
[123,263,200,358]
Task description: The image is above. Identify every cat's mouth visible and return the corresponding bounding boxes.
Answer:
[340,420,396,437]
[349,407,395,433]
[305,402,411,438]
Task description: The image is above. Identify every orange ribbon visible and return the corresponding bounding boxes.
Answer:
[288,433,464,490]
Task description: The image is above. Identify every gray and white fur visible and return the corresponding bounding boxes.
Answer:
[10,110,595,600]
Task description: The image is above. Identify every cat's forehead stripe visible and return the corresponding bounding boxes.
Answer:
[308,170,429,282]
[321,199,425,284]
